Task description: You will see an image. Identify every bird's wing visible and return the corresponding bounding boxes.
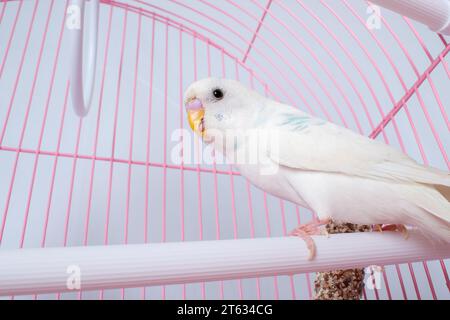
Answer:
[266,119,450,187]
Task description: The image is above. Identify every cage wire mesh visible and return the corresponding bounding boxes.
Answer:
[0,0,449,300]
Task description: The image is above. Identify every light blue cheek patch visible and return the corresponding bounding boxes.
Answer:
[215,113,224,121]
[279,113,324,131]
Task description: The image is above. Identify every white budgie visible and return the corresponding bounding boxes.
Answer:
[184,78,450,258]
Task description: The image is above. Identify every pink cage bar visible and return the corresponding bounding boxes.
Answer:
[0,0,449,300]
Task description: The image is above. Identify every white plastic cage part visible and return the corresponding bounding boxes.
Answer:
[0,0,449,300]
[1,232,449,297]
[68,0,100,117]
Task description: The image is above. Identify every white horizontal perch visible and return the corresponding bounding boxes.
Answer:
[0,231,449,296]
[370,0,450,35]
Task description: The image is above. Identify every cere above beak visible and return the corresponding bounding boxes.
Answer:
[185,98,205,136]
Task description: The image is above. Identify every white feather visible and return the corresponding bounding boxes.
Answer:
[185,78,450,242]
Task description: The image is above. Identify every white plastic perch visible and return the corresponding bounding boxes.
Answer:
[370,0,450,35]
[67,0,100,117]
[0,231,448,296]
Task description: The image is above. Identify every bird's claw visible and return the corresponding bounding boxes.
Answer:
[374,224,383,233]
[289,219,331,260]
[374,224,409,239]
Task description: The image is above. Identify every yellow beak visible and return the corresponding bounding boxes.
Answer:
[187,108,205,136]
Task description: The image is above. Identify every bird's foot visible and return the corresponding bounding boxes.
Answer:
[374,224,383,233]
[374,224,409,239]
[289,218,331,260]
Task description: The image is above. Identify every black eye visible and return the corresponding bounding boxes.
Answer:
[212,88,224,100]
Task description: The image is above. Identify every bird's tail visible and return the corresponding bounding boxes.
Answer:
[405,184,450,243]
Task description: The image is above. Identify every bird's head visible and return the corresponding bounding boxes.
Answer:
[184,77,263,141]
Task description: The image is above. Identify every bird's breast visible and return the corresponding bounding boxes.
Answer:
[234,161,309,208]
